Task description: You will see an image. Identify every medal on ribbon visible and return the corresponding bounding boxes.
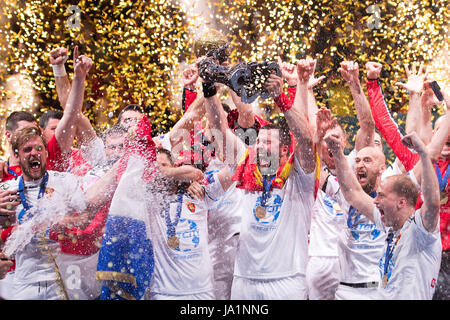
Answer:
[17,172,49,224]
[164,191,183,250]
[254,175,276,220]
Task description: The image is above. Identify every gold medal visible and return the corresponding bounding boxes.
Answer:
[167,236,180,249]
[6,204,12,210]
[382,274,388,288]
[440,192,448,205]
[255,206,266,219]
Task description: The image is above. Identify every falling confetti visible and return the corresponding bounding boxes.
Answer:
[0,0,448,162]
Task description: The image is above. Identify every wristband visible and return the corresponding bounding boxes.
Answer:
[52,64,67,77]
[367,77,379,81]
[274,92,293,112]
[202,82,217,98]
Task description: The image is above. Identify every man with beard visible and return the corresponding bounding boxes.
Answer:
[201,58,317,300]
[311,108,388,299]
[306,60,383,300]
[0,126,88,299]
[0,50,93,299]
[325,130,441,300]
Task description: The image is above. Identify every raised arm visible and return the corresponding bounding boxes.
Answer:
[85,160,120,214]
[273,56,324,136]
[51,46,98,148]
[54,49,92,155]
[169,88,206,150]
[418,80,442,144]
[159,164,204,183]
[396,62,429,143]
[325,131,376,220]
[49,46,72,109]
[401,132,440,232]
[201,76,244,165]
[282,59,316,173]
[366,61,420,172]
[340,61,375,151]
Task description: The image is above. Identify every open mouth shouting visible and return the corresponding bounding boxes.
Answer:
[23,155,45,179]
[357,170,368,184]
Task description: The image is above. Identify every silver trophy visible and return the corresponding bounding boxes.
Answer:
[198,45,281,104]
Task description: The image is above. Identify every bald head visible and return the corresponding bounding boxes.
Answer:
[382,174,419,207]
[355,146,386,194]
[357,146,386,166]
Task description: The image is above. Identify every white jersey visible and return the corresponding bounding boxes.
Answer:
[308,173,345,257]
[2,171,87,285]
[373,208,441,299]
[206,158,242,249]
[231,151,316,280]
[337,192,386,283]
[148,171,225,296]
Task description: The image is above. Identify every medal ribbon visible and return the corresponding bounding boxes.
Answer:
[6,160,19,178]
[383,231,395,276]
[17,171,49,224]
[435,162,450,192]
[164,190,184,240]
[260,175,276,208]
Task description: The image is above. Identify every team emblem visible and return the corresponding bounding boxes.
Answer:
[45,187,55,196]
[186,202,196,213]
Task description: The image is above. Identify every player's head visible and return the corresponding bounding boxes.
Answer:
[256,123,291,176]
[319,121,346,169]
[156,147,174,168]
[102,125,128,165]
[39,110,63,142]
[117,104,144,129]
[374,174,419,229]
[5,111,38,143]
[355,146,386,194]
[11,126,48,181]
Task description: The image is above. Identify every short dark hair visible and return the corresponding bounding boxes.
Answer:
[259,123,291,147]
[11,126,47,155]
[156,147,174,165]
[39,110,63,129]
[117,104,144,124]
[6,111,36,132]
[385,174,419,207]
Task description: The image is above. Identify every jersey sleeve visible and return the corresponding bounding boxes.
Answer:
[411,210,441,249]
[46,134,70,172]
[202,171,226,206]
[182,87,197,112]
[366,79,420,172]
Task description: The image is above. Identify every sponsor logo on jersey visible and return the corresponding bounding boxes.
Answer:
[174,219,200,253]
[252,194,282,229]
[45,187,55,196]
